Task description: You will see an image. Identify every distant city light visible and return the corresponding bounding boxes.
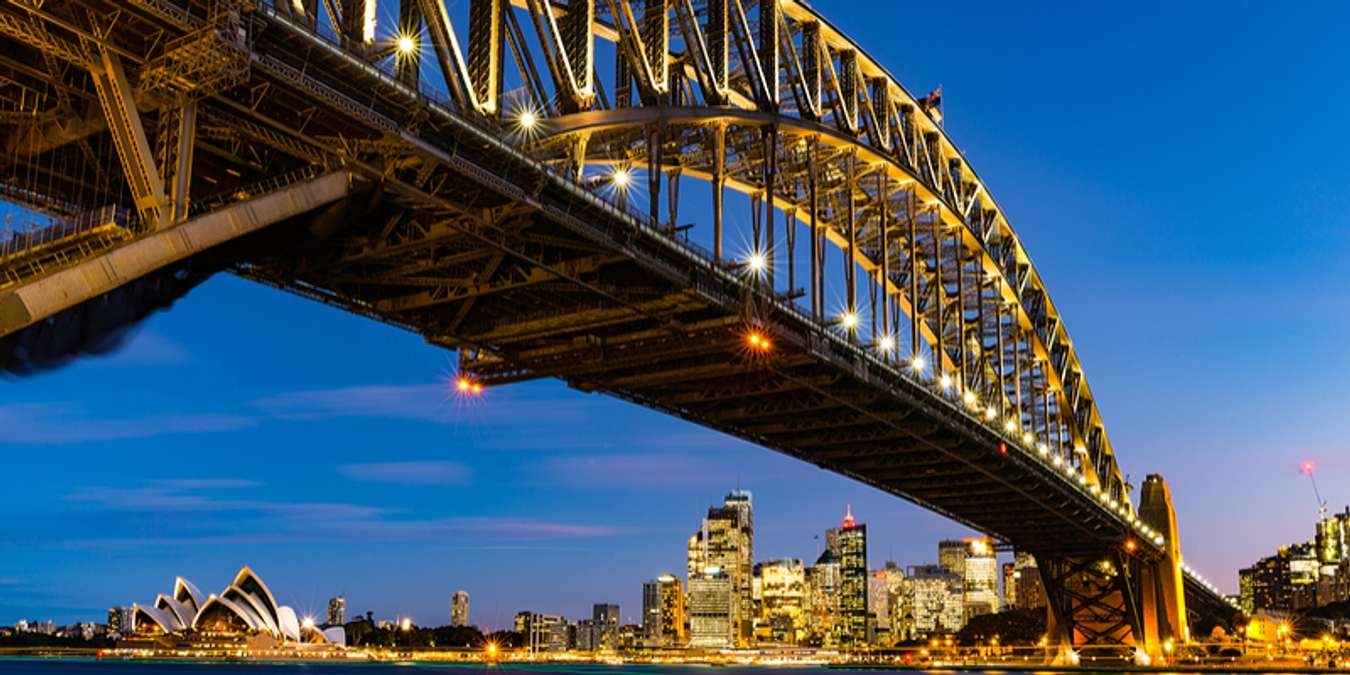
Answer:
[400,617,412,631]
[302,616,315,629]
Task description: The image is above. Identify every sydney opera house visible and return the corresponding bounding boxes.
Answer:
[125,566,345,652]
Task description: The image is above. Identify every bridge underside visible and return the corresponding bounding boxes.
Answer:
[0,0,1232,654]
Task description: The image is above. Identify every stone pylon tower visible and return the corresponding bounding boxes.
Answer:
[1137,474,1189,654]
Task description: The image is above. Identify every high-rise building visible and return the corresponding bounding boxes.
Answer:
[326,595,346,626]
[450,590,469,627]
[517,612,568,652]
[592,603,620,650]
[1318,507,1350,565]
[868,562,905,646]
[938,540,967,577]
[1013,551,1044,610]
[1290,541,1319,609]
[756,558,805,645]
[688,567,734,648]
[643,574,685,647]
[899,564,964,637]
[962,538,999,619]
[1001,562,1017,609]
[687,490,754,646]
[106,607,133,637]
[574,619,596,651]
[804,549,841,647]
[836,505,868,647]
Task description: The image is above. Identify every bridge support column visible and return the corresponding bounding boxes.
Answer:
[1038,552,1146,663]
[1137,473,1189,656]
[90,47,167,228]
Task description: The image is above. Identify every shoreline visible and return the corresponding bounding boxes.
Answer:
[0,652,1342,672]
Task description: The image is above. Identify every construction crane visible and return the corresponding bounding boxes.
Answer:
[1302,460,1328,521]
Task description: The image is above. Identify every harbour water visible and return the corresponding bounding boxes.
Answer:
[0,660,1308,675]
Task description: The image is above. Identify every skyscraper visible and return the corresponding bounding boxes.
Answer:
[900,564,964,637]
[643,574,685,647]
[450,590,469,627]
[804,549,841,647]
[938,540,967,577]
[593,603,620,650]
[1013,551,1044,610]
[688,567,734,648]
[963,538,999,619]
[836,504,868,647]
[1001,562,1018,609]
[106,607,133,636]
[687,490,754,646]
[868,562,904,645]
[326,595,346,626]
[756,558,806,645]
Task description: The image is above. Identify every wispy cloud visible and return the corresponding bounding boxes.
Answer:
[338,460,472,485]
[65,480,390,521]
[534,452,742,487]
[0,403,256,445]
[335,516,639,541]
[57,480,631,548]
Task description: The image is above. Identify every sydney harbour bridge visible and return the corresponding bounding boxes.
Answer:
[0,0,1235,659]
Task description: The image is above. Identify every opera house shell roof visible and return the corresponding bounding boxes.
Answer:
[131,567,345,646]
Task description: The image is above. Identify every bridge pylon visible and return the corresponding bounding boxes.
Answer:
[1037,473,1188,663]
[1137,473,1189,655]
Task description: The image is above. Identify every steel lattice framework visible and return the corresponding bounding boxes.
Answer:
[0,0,1235,655]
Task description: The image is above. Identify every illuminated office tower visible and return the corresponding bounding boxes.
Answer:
[938,539,967,577]
[1013,551,1045,610]
[643,574,685,646]
[687,490,754,646]
[868,562,904,645]
[903,565,964,636]
[756,558,805,644]
[106,607,133,636]
[804,549,840,646]
[688,567,734,648]
[450,590,469,627]
[1001,562,1018,609]
[836,505,868,647]
[963,538,999,619]
[593,603,620,650]
[327,595,346,626]
[1290,541,1319,609]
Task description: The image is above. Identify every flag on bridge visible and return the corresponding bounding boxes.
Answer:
[922,85,943,111]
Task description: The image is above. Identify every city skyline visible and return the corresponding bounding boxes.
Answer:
[6,0,1350,634]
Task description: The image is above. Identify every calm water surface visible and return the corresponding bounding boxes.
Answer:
[0,662,1023,675]
[0,661,1284,675]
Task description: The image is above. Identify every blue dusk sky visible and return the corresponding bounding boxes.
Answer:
[6,1,1350,628]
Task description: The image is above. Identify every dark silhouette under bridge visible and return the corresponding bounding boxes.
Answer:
[0,0,1235,657]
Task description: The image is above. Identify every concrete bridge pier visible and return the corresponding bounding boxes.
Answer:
[1138,473,1189,657]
